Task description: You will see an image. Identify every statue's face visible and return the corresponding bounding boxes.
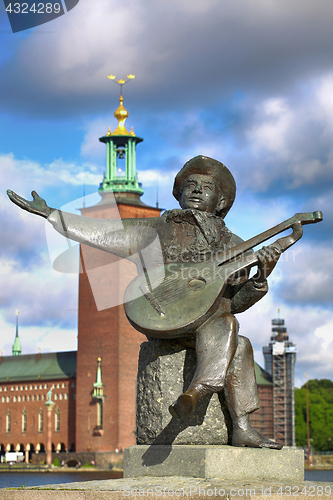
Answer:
[180,174,221,214]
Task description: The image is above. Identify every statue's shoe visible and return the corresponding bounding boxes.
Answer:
[232,428,283,450]
[169,392,196,419]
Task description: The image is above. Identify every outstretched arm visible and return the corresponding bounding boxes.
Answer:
[7,190,159,262]
[7,190,54,218]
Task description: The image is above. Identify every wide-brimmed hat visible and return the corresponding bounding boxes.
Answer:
[173,155,236,217]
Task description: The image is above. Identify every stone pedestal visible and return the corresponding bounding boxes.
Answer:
[133,340,302,483]
[136,339,230,445]
[124,445,304,481]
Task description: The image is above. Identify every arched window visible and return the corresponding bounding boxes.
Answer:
[22,411,27,433]
[97,400,103,428]
[38,410,43,432]
[6,412,11,433]
[55,409,60,432]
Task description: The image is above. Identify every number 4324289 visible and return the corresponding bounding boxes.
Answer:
[6,3,61,14]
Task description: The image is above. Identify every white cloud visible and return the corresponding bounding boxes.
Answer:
[243,74,333,192]
[316,74,333,136]
[250,98,293,160]
[0,153,100,200]
[274,242,333,307]
[138,168,177,188]
[315,322,333,351]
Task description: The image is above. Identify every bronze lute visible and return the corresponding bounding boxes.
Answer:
[124,211,323,337]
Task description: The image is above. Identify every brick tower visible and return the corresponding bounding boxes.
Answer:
[76,77,161,452]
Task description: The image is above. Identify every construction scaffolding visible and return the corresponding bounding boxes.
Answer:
[263,318,297,446]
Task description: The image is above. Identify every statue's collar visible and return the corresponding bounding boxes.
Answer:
[162,208,224,224]
[162,209,228,245]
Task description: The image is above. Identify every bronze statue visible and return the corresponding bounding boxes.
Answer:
[7,155,322,450]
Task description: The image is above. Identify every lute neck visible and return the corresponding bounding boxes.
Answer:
[219,211,323,265]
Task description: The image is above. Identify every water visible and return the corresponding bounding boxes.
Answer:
[0,469,332,489]
[0,470,122,489]
[305,470,333,483]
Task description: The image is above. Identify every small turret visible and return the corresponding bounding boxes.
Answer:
[99,74,143,196]
[12,309,21,356]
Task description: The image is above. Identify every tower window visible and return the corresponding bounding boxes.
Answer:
[97,400,103,428]
[22,412,27,433]
[6,412,11,433]
[38,411,43,432]
[55,411,60,432]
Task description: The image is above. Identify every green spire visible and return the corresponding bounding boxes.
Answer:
[12,309,21,356]
[99,76,143,196]
[92,358,104,399]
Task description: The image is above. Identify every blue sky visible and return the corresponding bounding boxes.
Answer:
[0,0,332,387]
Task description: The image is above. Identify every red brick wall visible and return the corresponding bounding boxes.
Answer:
[249,384,274,439]
[0,378,76,454]
[76,197,161,452]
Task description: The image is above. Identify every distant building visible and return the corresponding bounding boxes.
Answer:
[262,318,297,446]
[0,349,76,461]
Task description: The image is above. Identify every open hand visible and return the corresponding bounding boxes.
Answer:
[7,190,53,218]
[253,245,281,282]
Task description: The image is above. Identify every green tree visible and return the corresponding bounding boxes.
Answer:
[295,379,333,451]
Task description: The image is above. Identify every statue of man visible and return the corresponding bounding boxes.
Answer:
[8,155,282,449]
[47,386,53,403]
